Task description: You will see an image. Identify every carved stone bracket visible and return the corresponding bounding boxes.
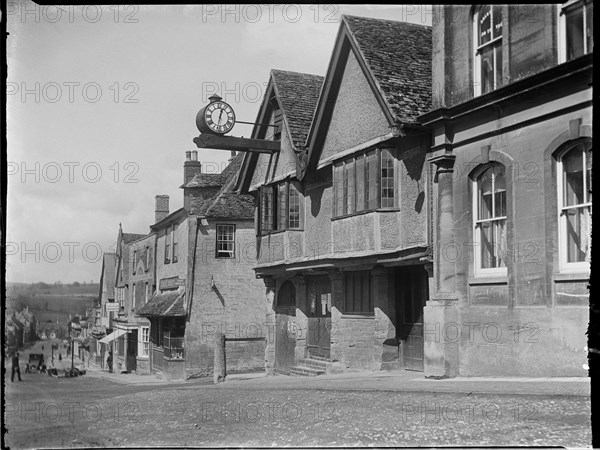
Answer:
[428,153,456,183]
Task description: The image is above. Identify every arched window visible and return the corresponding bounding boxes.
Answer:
[277,281,296,307]
[473,5,503,96]
[557,140,592,270]
[473,164,507,275]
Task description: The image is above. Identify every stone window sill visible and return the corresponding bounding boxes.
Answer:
[553,272,590,282]
[341,314,375,319]
[468,276,508,286]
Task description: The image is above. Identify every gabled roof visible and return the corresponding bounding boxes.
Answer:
[122,233,147,244]
[99,253,116,301]
[181,173,225,188]
[271,69,324,149]
[305,15,432,171]
[235,69,324,192]
[198,153,255,219]
[343,15,432,124]
[150,207,188,231]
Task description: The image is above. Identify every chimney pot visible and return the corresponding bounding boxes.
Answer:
[185,151,191,161]
[191,150,198,161]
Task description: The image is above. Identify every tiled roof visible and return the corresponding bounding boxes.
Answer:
[271,69,324,149]
[199,153,255,219]
[122,233,147,244]
[182,173,225,188]
[137,290,186,317]
[343,15,432,124]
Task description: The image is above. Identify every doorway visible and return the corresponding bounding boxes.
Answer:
[395,265,428,371]
[306,276,331,359]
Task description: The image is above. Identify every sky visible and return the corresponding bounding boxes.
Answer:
[6,3,433,284]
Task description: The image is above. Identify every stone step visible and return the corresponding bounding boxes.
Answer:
[289,366,325,377]
[297,358,329,370]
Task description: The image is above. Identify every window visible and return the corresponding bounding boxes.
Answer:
[172,223,178,263]
[117,288,125,309]
[344,271,373,313]
[473,164,507,275]
[145,282,150,304]
[333,148,397,217]
[164,225,171,264]
[140,326,149,357]
[260,181,303,234]
[558,140,592,270]
[145,245,150,272]
[216,224,236,258]
[560,1,594,62]
[132,250,137,274]
[132,283,136,310]
[288,183,301,229]
[474,5,503,95]
[260,186,276,233]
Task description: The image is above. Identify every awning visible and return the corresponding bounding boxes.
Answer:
[99,328,127,344]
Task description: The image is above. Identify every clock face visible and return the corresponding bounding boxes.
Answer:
[204,101,235,134]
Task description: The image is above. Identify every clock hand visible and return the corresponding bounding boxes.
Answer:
[218,109,223,125]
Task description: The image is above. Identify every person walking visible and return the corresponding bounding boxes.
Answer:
[11,352,22,382]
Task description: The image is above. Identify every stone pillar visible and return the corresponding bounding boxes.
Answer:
[213,332,226,384]
[329,270,344,372]
[263,277,276,375]
[294,275,307,362]
[372,267,397,370]
[425,153,460,378]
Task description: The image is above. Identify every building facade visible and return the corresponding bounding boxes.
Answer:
[138,151,266,380]
[419,4,591,377]
[236,15,434,375]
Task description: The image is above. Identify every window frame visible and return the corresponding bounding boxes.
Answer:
[473,5,504,96]
[259,181,303,235]
[145,245,150,272]
[215,224,236,258]
[472,163,508,277]
[164,225,171,264]
[140,326,149,357]
[172,223,178,264]
[333,147,398,218]
[558,0,594,63]
[132,250,137,275]
[556,139,592,272]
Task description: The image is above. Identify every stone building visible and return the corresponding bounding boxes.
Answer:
[418,4,591,377]
[236,15,434,375]
[94,252,116,367]
[138,151,266,380]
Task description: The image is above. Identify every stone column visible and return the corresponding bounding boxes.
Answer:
[328,270,344,372]
[294,275,307,362]
[372,267,397,370]
[123,329,128,373]
[425,153,460,378]
[263,276,276,375]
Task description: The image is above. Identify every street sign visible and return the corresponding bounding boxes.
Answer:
[105,303,120,312]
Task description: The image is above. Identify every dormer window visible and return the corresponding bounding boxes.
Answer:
[559,0,594,63]
[473,5,503,96]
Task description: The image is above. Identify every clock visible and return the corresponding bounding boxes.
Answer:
[196,95,236,135]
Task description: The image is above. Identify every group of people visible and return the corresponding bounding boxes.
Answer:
[9,343,70,382]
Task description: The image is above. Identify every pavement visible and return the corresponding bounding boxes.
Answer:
[13,340,591,396]
[83,366,591,397]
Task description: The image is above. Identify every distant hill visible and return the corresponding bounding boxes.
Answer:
[6,282,99,321]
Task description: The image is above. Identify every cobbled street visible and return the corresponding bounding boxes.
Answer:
[5,369,591,448]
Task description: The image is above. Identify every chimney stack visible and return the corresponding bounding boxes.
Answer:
[155,195,169,223]
[184,150,202,184]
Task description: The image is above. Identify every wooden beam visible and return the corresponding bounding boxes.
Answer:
[193,134,280,154]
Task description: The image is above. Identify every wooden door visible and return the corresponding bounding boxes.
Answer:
[306,277,331,359]
[397,266,428,371]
